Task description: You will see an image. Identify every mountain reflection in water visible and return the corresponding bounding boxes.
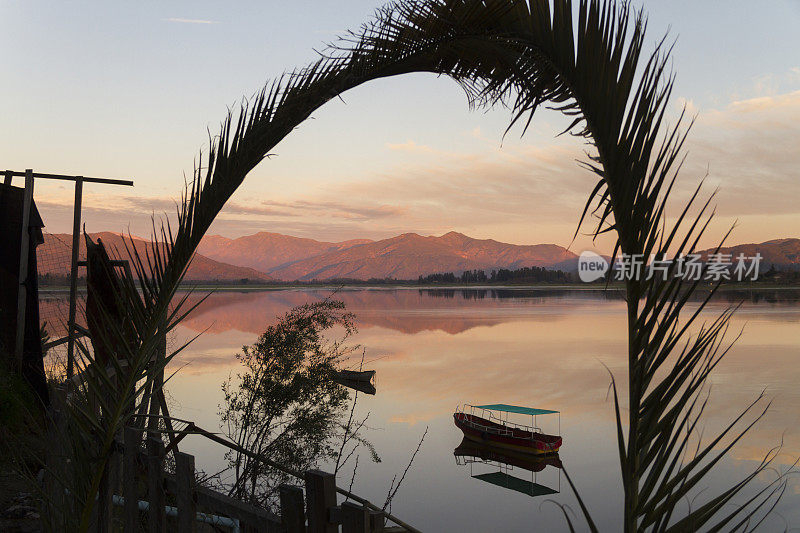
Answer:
[159,288,800,531]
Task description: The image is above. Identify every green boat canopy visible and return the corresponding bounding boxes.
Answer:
[473,472,559,497]
[473,404,559,416]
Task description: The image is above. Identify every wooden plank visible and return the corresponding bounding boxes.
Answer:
[14,170,33,368]
[279,484,305,533]
[305,470,337,533]
[175,452,196,533]
[2,169,133,186]
[194,485,281,532]
[341,502,369,533]
[146,435,165,532]
[66,176,82,379]
[123,427,139,532]
[162,476,282,531]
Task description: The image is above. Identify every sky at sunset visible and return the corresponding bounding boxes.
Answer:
[2,0,799,254]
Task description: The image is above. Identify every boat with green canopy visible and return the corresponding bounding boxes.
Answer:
[453,403,562,455]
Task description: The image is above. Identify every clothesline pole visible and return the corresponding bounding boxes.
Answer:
[66,177,83,379]
[13,169,34,369]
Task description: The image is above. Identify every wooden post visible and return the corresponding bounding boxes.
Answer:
[146,434,165,532]
[279,484,305,533]
[3,169,11,186]
[341,502,369,533]
[368,510,385,533]
[175,452,196,533]
[66,176,83,379]
[123,427,139,532]
[14,169,33,368]
[304,470,337,533]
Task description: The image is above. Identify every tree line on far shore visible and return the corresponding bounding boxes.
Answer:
[417,266,574,284]
[38,263,800,287]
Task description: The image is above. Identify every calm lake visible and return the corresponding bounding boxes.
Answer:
[157,287,800,531]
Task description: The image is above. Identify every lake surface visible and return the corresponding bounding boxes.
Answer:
[158,288,800,531]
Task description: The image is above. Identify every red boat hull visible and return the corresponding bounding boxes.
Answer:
[453,412,562,455]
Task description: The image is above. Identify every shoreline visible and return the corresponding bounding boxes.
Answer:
[39,282,800,293]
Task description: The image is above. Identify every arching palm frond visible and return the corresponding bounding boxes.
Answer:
[356,1,790,530]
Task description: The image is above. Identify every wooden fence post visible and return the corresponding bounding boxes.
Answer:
[304,470,337,533]
[341,501,369,533]
[368,510,385,533]
[279,484,305,533]
[147,434,165,532]
[176,452,197,533]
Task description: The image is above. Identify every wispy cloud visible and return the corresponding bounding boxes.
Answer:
[261,200,407,220]
[682,90,800,219]
[32,87,800,250]
[164,18,218,25]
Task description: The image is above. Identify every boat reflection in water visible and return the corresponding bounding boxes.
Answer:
[453,437,562,497]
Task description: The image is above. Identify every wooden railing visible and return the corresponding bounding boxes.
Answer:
[95,425,407,532]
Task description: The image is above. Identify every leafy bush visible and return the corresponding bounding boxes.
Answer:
[220,299,361,508]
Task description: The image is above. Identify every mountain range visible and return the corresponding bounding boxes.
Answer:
[198,231,577,281]
[40,232,273,282]
[700,239,800,268]
[40,231,800,282]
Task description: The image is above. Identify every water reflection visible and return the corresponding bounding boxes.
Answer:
[145,288,800,530]
[175,287,800,338]
[419,286,800,304]
[453,438,562,498]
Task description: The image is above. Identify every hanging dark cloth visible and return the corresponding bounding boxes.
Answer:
[85,234,136,371]
[0,182,49,405]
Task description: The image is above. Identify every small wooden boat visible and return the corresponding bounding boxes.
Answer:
[453,404,562,455]
[332,369,376,395]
